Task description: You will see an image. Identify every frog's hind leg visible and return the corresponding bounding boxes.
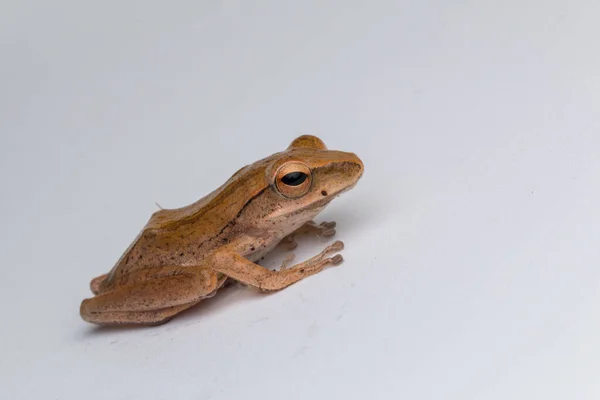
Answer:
[81,302,198,326]
[81,271,222,326]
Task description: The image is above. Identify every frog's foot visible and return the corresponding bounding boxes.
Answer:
[303,220,337,237]
[306,239,344,267]
[279,237,343,271]
[279,220,337,251]
[257,240,344,292]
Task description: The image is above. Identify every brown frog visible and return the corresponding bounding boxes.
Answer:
[80,135,363,325]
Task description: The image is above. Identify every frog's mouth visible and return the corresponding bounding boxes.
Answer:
[323,185,353,201]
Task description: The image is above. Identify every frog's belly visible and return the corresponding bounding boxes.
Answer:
[245,205,327,263]
[247,240,282,263]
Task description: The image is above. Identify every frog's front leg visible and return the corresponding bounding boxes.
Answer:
[80,269,224,326]
[214,240,344,292]
[280,220,337,250]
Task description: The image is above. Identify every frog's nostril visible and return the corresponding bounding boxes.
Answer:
[321,190,328,196]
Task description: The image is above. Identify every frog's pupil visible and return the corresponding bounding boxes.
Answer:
[281,171,307,186]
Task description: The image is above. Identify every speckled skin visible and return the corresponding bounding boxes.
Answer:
[80,135,363,325]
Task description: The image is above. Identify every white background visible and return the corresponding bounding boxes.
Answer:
[1,1,600,399]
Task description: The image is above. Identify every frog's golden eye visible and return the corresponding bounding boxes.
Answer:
[275,162,312,198]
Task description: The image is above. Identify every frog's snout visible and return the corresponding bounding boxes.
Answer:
[340,151,364,184]
[349,152,364,178]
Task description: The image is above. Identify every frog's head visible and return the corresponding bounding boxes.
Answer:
[250,135,363,227]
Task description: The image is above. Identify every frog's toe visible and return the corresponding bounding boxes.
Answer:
[280,235,298,251]
[315,220,337,237]
[89,273,109,295]
[329,254,344,265]
[320,221,337,229]
[321,227,336,237]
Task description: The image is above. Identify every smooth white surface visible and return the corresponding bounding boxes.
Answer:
[2,1,600,399]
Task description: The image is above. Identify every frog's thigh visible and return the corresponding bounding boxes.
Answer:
[80,271,216,325]
[80,303,196,326]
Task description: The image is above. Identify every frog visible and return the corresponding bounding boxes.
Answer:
[80,135,364,325]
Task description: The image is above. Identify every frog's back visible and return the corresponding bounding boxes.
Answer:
[102,162,270,289]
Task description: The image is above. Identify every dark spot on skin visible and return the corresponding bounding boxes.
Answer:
[300,269,305,273]
[179,253,184,257]
[250,246,255,251]
[222,238,229,244]
[321,190,328,196]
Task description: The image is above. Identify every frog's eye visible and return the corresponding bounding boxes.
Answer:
[275,162,312,198]
[281,171,308,186]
